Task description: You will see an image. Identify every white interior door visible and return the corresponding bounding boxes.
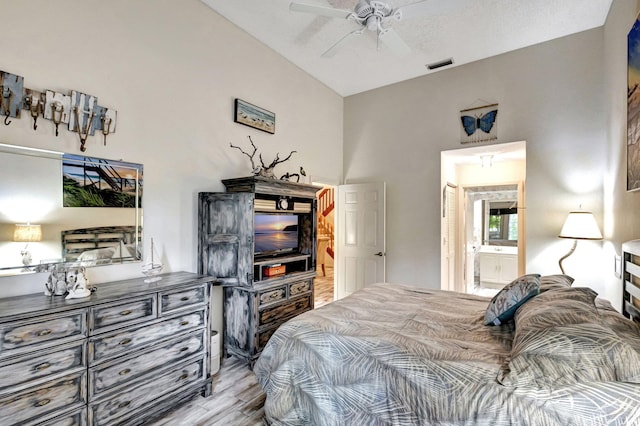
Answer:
[336,182,386,299]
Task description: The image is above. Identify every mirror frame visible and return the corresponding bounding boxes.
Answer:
[0,143,143,275]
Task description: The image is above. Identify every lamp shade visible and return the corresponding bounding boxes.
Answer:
[558,212,602,240]
[13,224,42,242]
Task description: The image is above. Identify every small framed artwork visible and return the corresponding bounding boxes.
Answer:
[460,102,498,145]
[628,12,640,191]
[234,98,275,134]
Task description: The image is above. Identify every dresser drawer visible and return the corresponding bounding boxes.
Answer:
[258,295,312,327]
[32,407,87,426]
[89,309,205,363]
[0,341,85,390]
[0,310,86,356]
[258,285,287,306]
[160,284,207,315]
[289,279,312,297]
[89,296,156,333]
[0,372,86,426]
[89,358,204,426]
[257,325,279,353]
[89,329,205,398]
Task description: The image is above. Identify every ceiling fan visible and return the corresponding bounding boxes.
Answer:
[289,0,454,58]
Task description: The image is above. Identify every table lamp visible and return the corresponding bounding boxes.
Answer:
[558,211,602,274]
[13,223,42,269]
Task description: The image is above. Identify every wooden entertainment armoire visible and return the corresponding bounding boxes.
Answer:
[198,176,318,368]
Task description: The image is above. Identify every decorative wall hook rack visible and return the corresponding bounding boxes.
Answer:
[0,67,118,152]
[44,90,71,137]
[0,71,24,126]
[72,105,95,152]
[24,91,44,130]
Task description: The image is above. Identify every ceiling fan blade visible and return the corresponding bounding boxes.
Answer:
[378,27,411,57]
[290,2,353,19]
[322,29,363,58]
[394,0,466,21]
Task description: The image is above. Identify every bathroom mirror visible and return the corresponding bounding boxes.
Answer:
[485,200,518,245]
[0,143,143,276]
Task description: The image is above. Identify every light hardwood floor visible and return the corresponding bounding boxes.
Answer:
[150,267,334,425]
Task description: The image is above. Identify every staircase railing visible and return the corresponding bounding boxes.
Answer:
[317,187,335,260]
[318,187,334,217]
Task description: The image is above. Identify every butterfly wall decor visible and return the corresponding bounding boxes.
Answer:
[460,103,498,144]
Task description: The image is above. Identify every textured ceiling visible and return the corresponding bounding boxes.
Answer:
[201,0,612,96]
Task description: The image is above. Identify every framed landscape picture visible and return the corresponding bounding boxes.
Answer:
[628,12,640,191]
[62,154,143,207]
[234,98,275,134]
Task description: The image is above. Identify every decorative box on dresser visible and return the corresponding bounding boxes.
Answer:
[198,176,318,368]
[0,271,214,426]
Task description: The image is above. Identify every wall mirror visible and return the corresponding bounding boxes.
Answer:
[484,200,518,246]
[0,143,143,276]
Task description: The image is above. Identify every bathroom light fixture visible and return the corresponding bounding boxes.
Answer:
[13,223,42,269]
[480,155,493,168]
[558,212,602,274]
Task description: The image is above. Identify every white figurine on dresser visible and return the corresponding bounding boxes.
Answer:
[43,265,68,296]
[65,267,91,299]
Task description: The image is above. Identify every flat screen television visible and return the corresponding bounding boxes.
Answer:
[254,213,299,257]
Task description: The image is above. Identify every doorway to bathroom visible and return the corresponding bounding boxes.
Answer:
[440,141,526,295]
[464,184,520,296]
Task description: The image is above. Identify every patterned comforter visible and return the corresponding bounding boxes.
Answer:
[254,283,640,425]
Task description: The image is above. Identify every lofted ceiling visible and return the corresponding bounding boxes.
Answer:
[201,0,612,97]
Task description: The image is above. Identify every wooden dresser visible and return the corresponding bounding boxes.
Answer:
[0,271,214,426]
[199,176,318,368]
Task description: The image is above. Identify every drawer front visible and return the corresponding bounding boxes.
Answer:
[89,329,205,398]
[90,309,205,363]
[0,341,85,390]
[289,280,312,297]
[258,295,311,327]
[0,311,86,355]
[34,407,87,426]
[257,325,279,352]
[90,359,204,426]
[258,285,286,306]
[160,284,206,315]
[90,296,156,332]
[0,372,86,426]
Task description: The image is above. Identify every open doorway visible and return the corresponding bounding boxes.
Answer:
[315,185,335,307]
[441,141,526,295]
[464,184,521,296]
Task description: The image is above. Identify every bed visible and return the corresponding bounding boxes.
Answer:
[254,274,640,425]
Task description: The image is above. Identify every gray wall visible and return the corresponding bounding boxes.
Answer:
[0,0,343,336]
[603,0,640,307]
[345,25,611,296]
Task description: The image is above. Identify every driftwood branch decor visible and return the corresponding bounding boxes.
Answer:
[230,135,296,179]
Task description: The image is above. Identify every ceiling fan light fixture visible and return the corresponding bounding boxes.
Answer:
[427,58,454,70]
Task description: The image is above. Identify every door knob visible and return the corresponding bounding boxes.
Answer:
[374,252,385,257]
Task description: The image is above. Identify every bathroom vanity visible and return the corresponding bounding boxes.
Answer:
[478,245,518,289]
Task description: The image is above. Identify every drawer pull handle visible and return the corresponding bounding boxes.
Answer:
[180,347,189,352]
[37,329,52,337]
[118,401,131,409]
[180,320,190,326]
[120,310,132,316]
[35,362,51,371]
[35,398,51,407]
[180,296,190,301]
[119,338,132,346]
[119,368,131,376]
[179,373,188,380]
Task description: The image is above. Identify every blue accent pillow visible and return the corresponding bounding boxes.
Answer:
[484,274,541,326]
